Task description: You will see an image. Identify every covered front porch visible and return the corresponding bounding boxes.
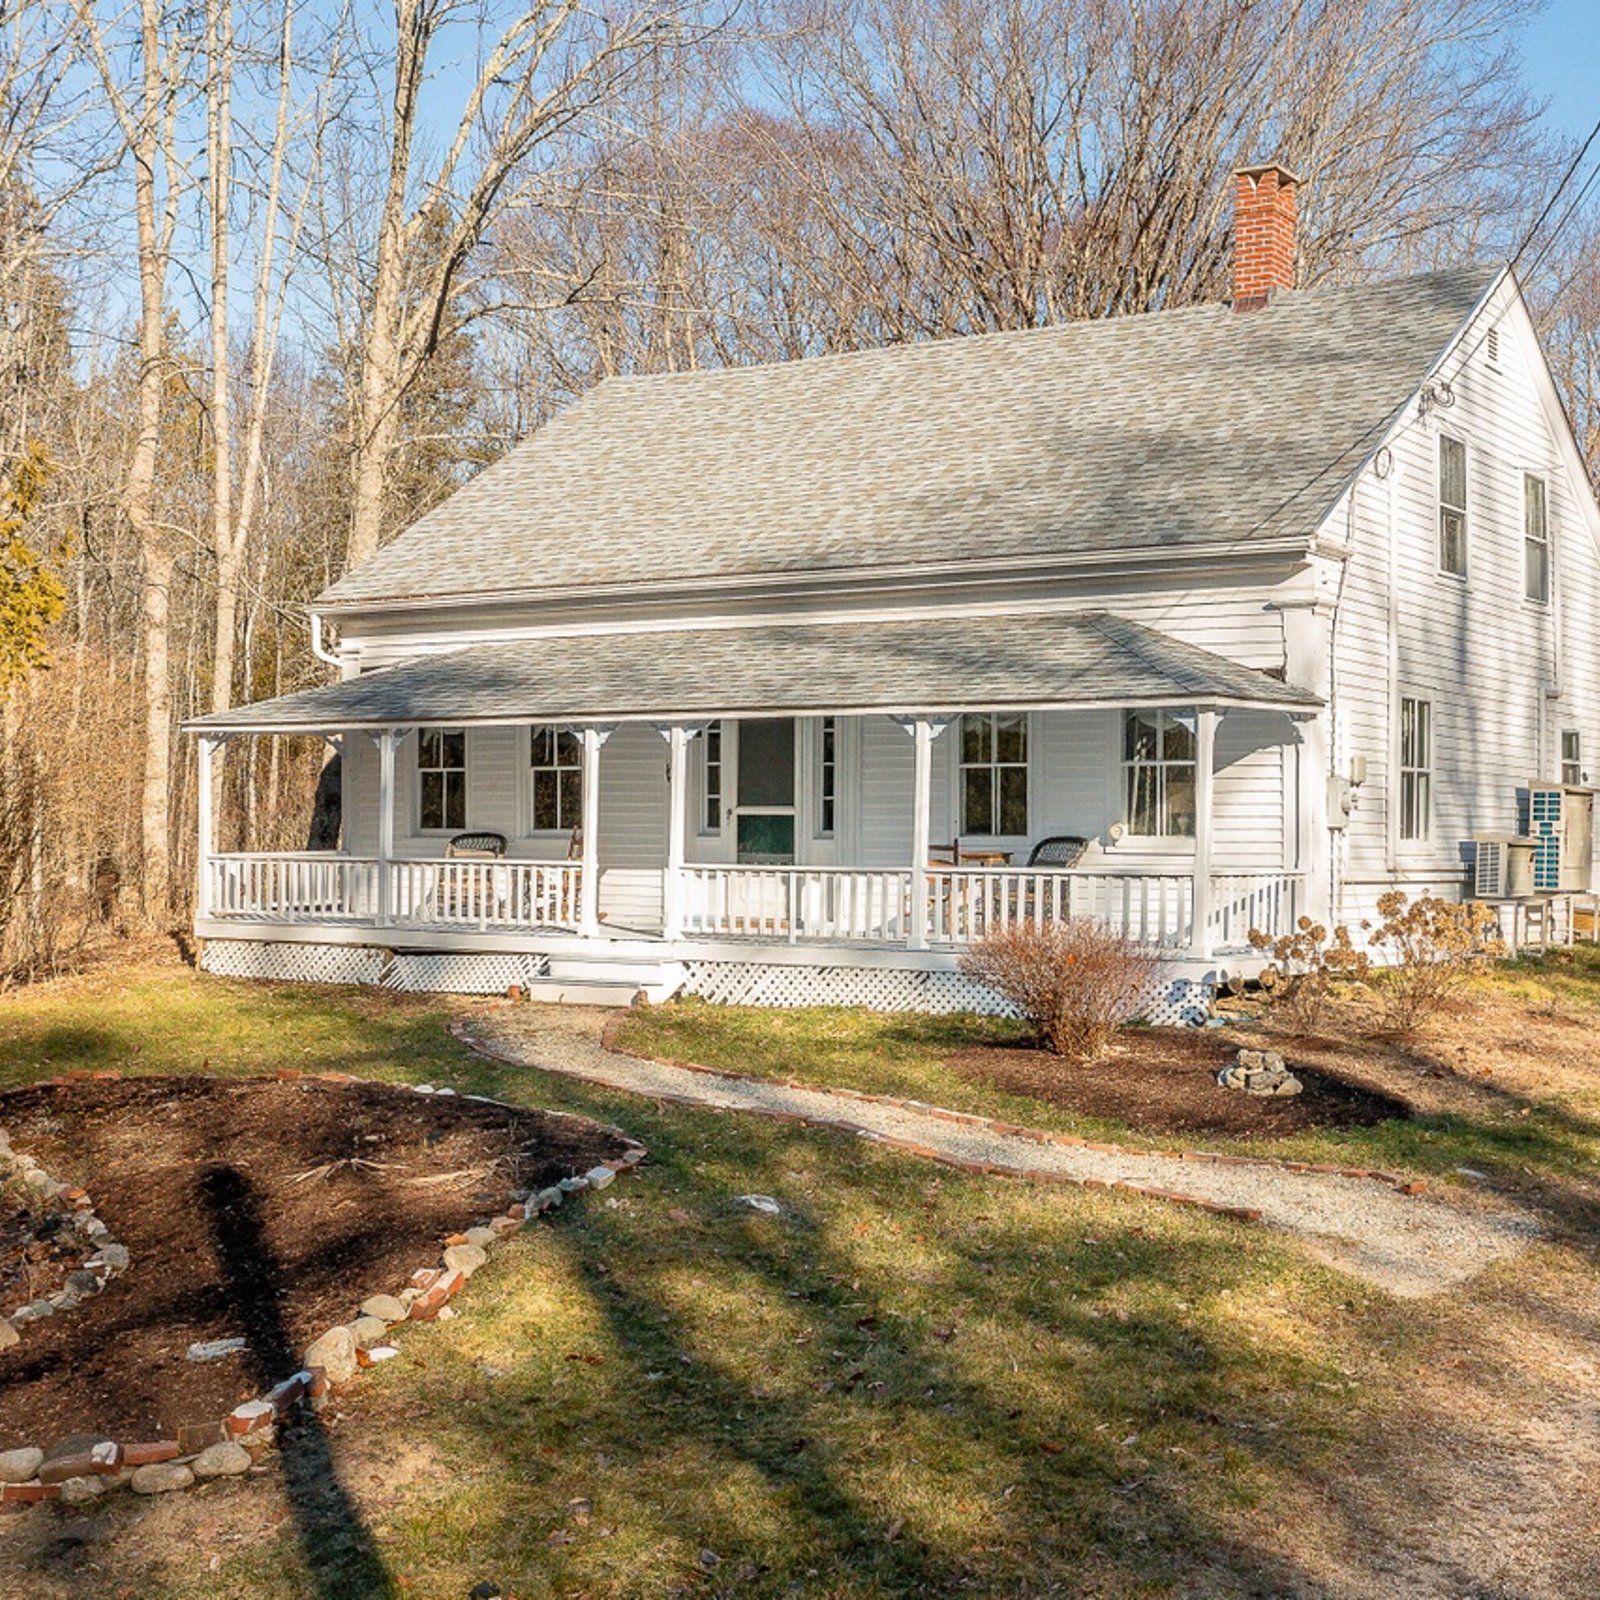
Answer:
[187,612,1323,977]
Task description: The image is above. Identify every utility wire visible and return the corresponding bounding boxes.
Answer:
[1512,112,1600,273]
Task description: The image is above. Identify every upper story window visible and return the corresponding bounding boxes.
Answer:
[959,713,1027,835]
[529,725,582,832]
[1524,473,1550,603]
[1123,709,1196,838]
[1399,697,1431,842]
[418,729,466,832]
[1438,435,1467,577]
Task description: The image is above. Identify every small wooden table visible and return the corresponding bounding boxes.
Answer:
[929,849,1012,867]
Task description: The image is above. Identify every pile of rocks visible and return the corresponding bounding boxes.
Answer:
[1216,1048,1303,1098]
[0,1083,647,1509]
[0,1127,129,1353]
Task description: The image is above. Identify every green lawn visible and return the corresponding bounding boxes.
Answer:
[1,955,1597,1598]
[612,961,1600,1198]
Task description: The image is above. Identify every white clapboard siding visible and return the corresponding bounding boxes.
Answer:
[1329,285,1600,912]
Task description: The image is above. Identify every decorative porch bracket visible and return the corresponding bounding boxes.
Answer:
[578,725,616,936]
[892,716,953,950]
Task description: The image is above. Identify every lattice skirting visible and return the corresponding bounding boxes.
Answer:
[381,951,550,994]
[679,961,1213,1025]
[200,940,391,987]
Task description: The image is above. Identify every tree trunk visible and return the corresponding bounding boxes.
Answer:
[140,543,173,917]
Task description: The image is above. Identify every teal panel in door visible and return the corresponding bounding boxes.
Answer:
[737,814,796,863]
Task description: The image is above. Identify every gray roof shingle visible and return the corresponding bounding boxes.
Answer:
[319,265,1501,610]
[187,612,1320,732]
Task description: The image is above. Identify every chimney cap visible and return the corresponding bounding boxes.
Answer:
[1234,160,1303,186]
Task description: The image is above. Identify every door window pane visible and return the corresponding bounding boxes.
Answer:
[737,718,795,808]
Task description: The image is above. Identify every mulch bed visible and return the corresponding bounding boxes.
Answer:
[950,1028,1414,1137]
[0,1075,631,1451]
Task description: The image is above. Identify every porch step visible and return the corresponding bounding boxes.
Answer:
[518,977,655,1007]
[536,955,685,1006]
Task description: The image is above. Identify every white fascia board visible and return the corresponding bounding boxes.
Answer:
[312,537,1315,622]
[183,691,1320,739]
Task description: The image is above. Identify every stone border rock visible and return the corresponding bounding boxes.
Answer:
[1,1088,132,1353]
[593,1014,1424,1196]
[0,1069,647,1510]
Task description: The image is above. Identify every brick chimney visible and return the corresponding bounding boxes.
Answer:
[1231,162,1301,311]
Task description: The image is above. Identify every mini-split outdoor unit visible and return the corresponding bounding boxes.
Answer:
[1524,783,1597,893]
[1473,835,1538,899]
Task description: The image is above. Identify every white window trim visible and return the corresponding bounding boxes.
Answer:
[1437,432,1468,581]
[1397,694,1432,845]
[415,726,468,836]
[953,711,1032,841]
[697,719,725,839]
[1120,707,1199,840]
[1523,470,1551,606]
[1561,729,1584,788]
[815,716,838,840]
[523,723,584,837]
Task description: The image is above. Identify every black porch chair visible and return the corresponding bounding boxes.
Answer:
[1025,835,1089,869]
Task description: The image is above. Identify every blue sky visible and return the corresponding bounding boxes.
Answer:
[1520,0,1600,140]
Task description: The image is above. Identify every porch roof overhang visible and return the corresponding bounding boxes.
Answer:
[184,611,1321,736]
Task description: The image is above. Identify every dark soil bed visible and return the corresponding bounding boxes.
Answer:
[950,1028,1414,1138]
[0,1075,631,1450]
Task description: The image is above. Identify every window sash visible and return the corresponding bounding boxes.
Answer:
[417,729,467,832]
[1399,698,1431,841]
[1439,436,1467,576]
[702,721,723,834]
[958,713,1027,835]
[529,724,582,832]
[1524,474,1549,602]
[1121,709,1197,837]
[1562,730,1582,787]
[818,717,837,837]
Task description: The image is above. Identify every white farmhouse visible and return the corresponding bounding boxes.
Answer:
[189,164,1600,1016]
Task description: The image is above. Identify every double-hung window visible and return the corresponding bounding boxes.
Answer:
[418,729,466,832]
[959,713,1027,835]
[1524,473,1550,602]
[1438,435,1467,577]
[1399,697,1431,842]
[1123,710,1197,837]
[1562,730,1583,787]
[529,725,582,832]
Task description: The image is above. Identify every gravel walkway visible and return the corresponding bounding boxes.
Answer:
[458,1010,1537,1300]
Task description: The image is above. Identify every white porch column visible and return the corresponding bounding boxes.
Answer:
[376,729,399,927]
[662,724,690,939]
[1191,708,1219,958]
[196,734,224,917]
[577,725,613,937]
[910,718,935,950]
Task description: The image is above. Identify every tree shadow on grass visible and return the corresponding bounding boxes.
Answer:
[198,1164,395,1600]
[452,1101,1353,1597]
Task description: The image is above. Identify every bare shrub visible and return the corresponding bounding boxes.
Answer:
[959,921,1159,1061]
[1364,891,1503,1034]
[1248,917,1370,1032]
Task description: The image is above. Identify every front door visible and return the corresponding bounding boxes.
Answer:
[735,716,797,863]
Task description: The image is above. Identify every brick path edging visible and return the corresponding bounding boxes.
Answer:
[0,1070,646,1511]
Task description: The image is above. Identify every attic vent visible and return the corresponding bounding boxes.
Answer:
[1487,326,1500,368]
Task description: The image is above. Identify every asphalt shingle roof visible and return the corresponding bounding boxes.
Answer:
[187,612,1320,732]
[319,265,1501,610]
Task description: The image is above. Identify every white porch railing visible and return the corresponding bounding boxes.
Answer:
[926,868,1196,947]
[204,854,582,931]
[679,865,914,943]
[202,853,1303,954]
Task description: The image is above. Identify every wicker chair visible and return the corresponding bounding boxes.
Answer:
[1025,835,1089,869]
[445,831,507,860]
